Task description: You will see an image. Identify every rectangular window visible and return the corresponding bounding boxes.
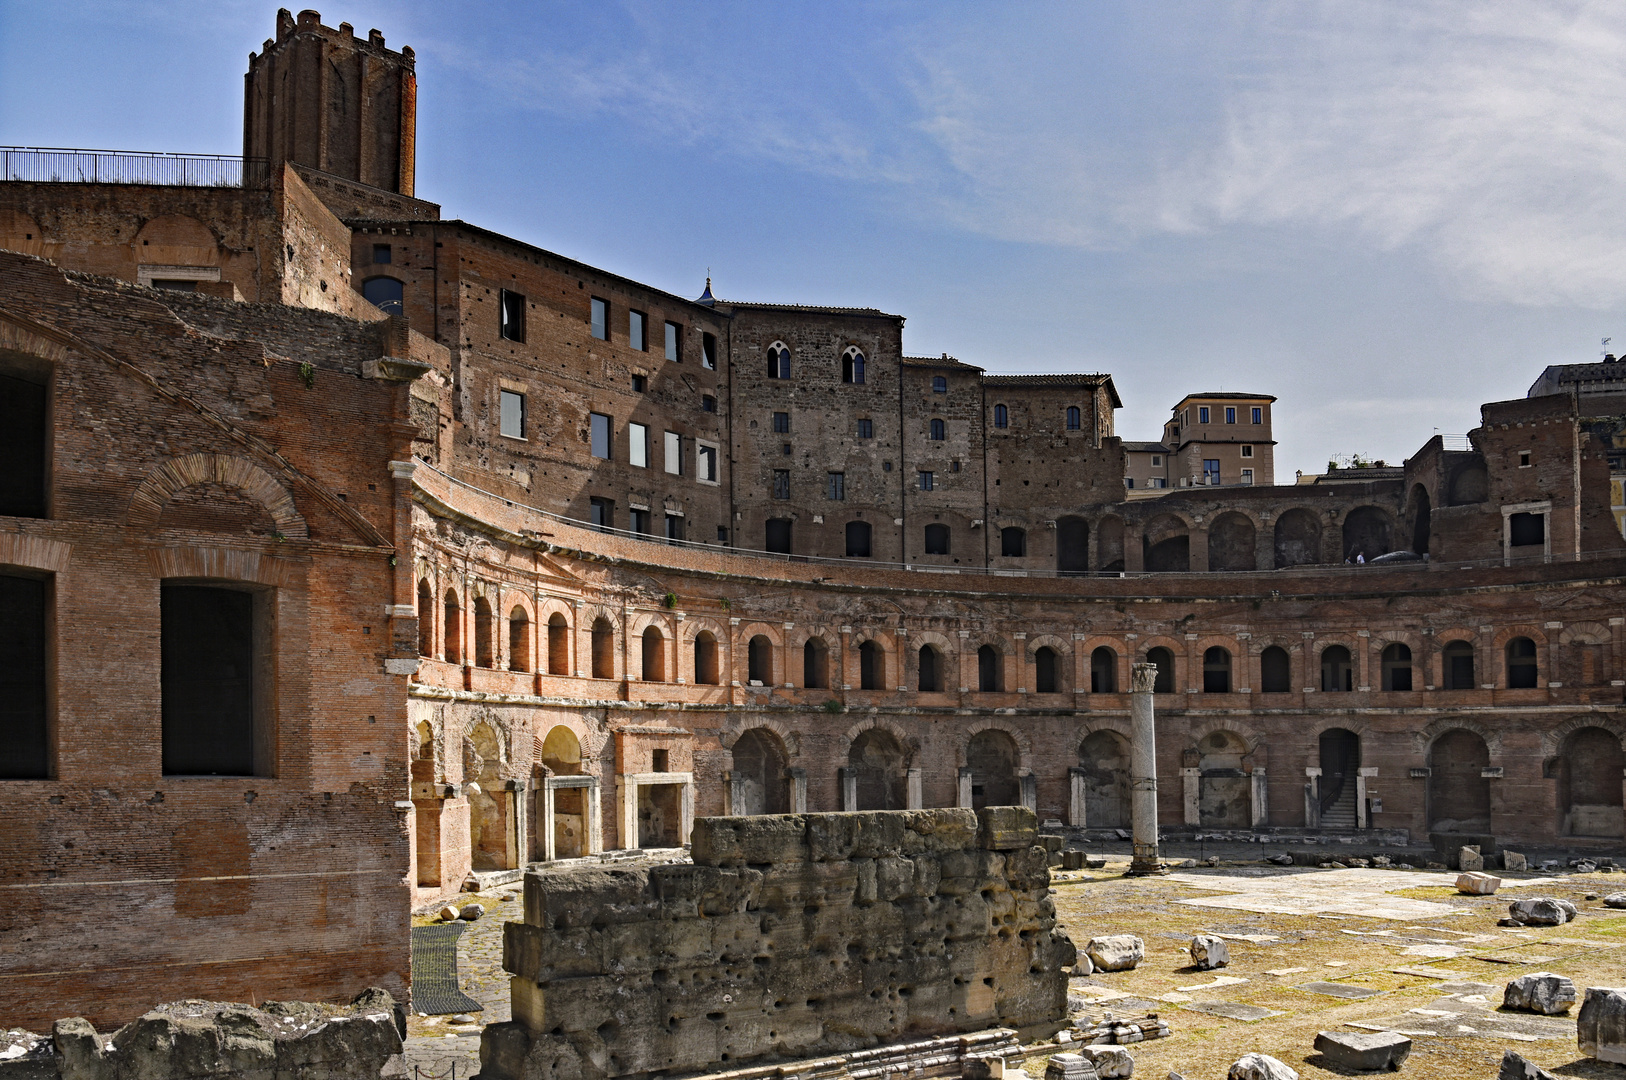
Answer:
[628,310,646,351]
[0,371,48,518]
[1240,468,1254,485]
[702,332,717,370]
[772,411,790,434]
[161,583,266,776]
[1125,477,1135,488]
[372,244,392,264]
[918,470,934,491]
[1510,511,1546,546]
[698,442,719,483]
[930,418,945,440]
[1251,406,1263,424]
[499,289,526,342]
[772,470,791,499]
[591,297,608,340]
[590,412,611,459]
[950,460,961,473]
[1151,455,1162,466]
[1241,444,1253,458]
[590,497,614,530]
[1203,459,1220,485]
[664,431,683,475]
[1225,406,1236,424]
[828,472,845,500]
[628,422,648,468]
[1198,406,1210,424]
[630,508,650,533]
[702,394,716,412]
[856,418,874,439]
[499,389,525,440]
[632,374,646,392]
[1519,450,1531,467]
[665,321,681,362]
[0,572,49,778]
[1152,477,1166,489]
[665,514,684,542]
[717,526,729,543]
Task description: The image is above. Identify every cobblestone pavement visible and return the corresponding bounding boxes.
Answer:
[402,889,521,1080]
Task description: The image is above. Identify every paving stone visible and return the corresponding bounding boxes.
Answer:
[1313,1029,1412,1071]
[1296,981,1384,1000]
[1182,1001,1278,1022]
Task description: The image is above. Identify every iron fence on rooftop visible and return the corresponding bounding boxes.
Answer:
[0,147,269,188]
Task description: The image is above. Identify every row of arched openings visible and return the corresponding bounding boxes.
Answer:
[764,341,867,384]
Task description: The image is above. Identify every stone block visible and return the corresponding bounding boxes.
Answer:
[1459,846,1485,872]
[1084,855,1107,869]
[1578,985,1626,1064]
[1498,1050,1558,1080]
[1313,1029,1411,1071]
[1503,851,1527,872]
[1085,935,1144,972]
[690,814,808,867]
[1603,892,1626,909]
[1507,897,1574,926]
[978,806,1039,851]
[524,867,656,929]
[1503,972,1577,1015]
[52,1017,107,1080]
[1044,1052,1101,1080]
[902,809,981,854]
[1060,850,1086,871]
[1456,871,1501,895]
[1076,1045,1133,1078]
[1228,1053,1298,1080]
[1189,935,1229,970]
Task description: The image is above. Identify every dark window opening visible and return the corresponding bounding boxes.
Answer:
[977,645,1001,692]
[630,508,650,534]
[701,332,717,370]
[772,411,790,433]
[1202,646,1231,693]
[590,297,608,340]
[499,289,526,342]
[1146,646,1175,693]
[924,523,950,555]
[1510,511,1545,547]
[693,632,719,684]
[930,418,945,441]
[1260,645,1292,693]
[857,418,874,439]
[362,276,403,316]
[590,412,611,459]
[589,497,614,531]
[1506,636,1539,688]
[993,404,1008,428]
[859,640,881,690]
[161,584,264,776]
[828,472,845,501]
[371,244,392,264]
[1066,405,1081,430]
[652,748,669,772]
[628,310,646,351]
[843,348,866,384]
[845,520,872,557]
[702,394,716,412]
[443,590,461,663]
[664,514,684,542]
[918,470,934,491]
[417,579,434,657]
[1443,640,1476,690]
[474,597,494,668]
[0,371,48,518]
[768,344,791,379]
[918,645,941,692]
[1320,645,1352,691]
[765,517,792,553]
[932,376,947,393]
[803,638,828,688]
[591,618,615,679]
[748,636,773,684]
[664,321,681,362]
[0,573,48,778]
[151,279,197,291]
[1091,647,1116,692]
[1381,642,1412,691]
[642,626,665,681]
[1001,527,1026,557]
[1035,646,1059,693]
[509,607,530,672]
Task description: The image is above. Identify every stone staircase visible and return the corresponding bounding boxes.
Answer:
[1321,784,1358,829]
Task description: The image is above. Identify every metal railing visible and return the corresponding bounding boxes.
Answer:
[0,147,269,188]
[1439,434,1474,452]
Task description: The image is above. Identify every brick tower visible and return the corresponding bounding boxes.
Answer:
[243,8,417,195]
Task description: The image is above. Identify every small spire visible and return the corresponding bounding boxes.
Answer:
[696,275,715,306]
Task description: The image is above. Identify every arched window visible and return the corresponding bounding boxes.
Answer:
[641,625,665,682]
[1320,645,1352,692]
[1035,646,1059,693]
[443,590,462,664]
[1066,405,1081,430]
[1202,646,1231,693]
[978,645,1001,692]
[923,523,950,555]
[1091,647,1117,692]
[474,597,494,668]
[547,613,570,675]
[932,375,947,393]
[1442,640,1475,690]
[1506,636,1538,688]
[845,520,872,558]
[993,404,1008,429]
[918,644,942,692]
[590,617,615,679]
[803,638,829,689]
[748,635,774,685]
[693,631,719,685]
[1260,645,1291,693]
[930,418,945,441]
[1001,527,1026,557]
[842,346,866,384]
[362,275,404,316]
[417,579,434,657]
[1146,646,1175,693]
[859,640,882,690]
[767,342,791,379]
[1381,642,1411,691]
[509,606,531,672]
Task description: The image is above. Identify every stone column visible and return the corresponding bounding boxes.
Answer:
[1020,773,1038,811]
[1181,768,1201,826]
[541,782,557,861]
[788,767,808,813]
[584,779,603,855]
[1250,768,1268,828]
[1304,767,1322,829]
[1069,767,1088,827]
[680,780,695,845]
[839,767,858,811]
[723,770,745,816]
[906,768,923,810]
[957,767,974,809]
[1128,662,1165,875]
[1356,767,1378,829]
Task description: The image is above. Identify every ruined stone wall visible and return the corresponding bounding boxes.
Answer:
[481,808,1072,1080]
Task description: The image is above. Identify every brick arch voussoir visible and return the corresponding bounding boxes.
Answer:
[130,453,307,538]
[963,721,1032,774]
[721,717,797,758]
[1416,717,1500,757]
[1540,716,1626,760]
[1187,717,1263,755]
[1560,622,1612,646]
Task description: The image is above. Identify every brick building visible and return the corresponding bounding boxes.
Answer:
[4,8,1626,1028]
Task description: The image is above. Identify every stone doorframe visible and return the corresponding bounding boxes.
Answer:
[539,775,603,861]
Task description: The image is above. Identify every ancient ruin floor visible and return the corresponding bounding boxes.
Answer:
[402,862,1626,1079]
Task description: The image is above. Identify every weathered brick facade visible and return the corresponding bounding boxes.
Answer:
[5,7,1626,1030]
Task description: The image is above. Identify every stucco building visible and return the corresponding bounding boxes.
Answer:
[4,7,1626,1028]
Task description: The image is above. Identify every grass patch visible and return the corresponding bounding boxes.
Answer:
[1577,915,1626,938]
[1389,886,1463,900]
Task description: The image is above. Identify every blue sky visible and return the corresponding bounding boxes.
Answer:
[4,1,1624,478]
